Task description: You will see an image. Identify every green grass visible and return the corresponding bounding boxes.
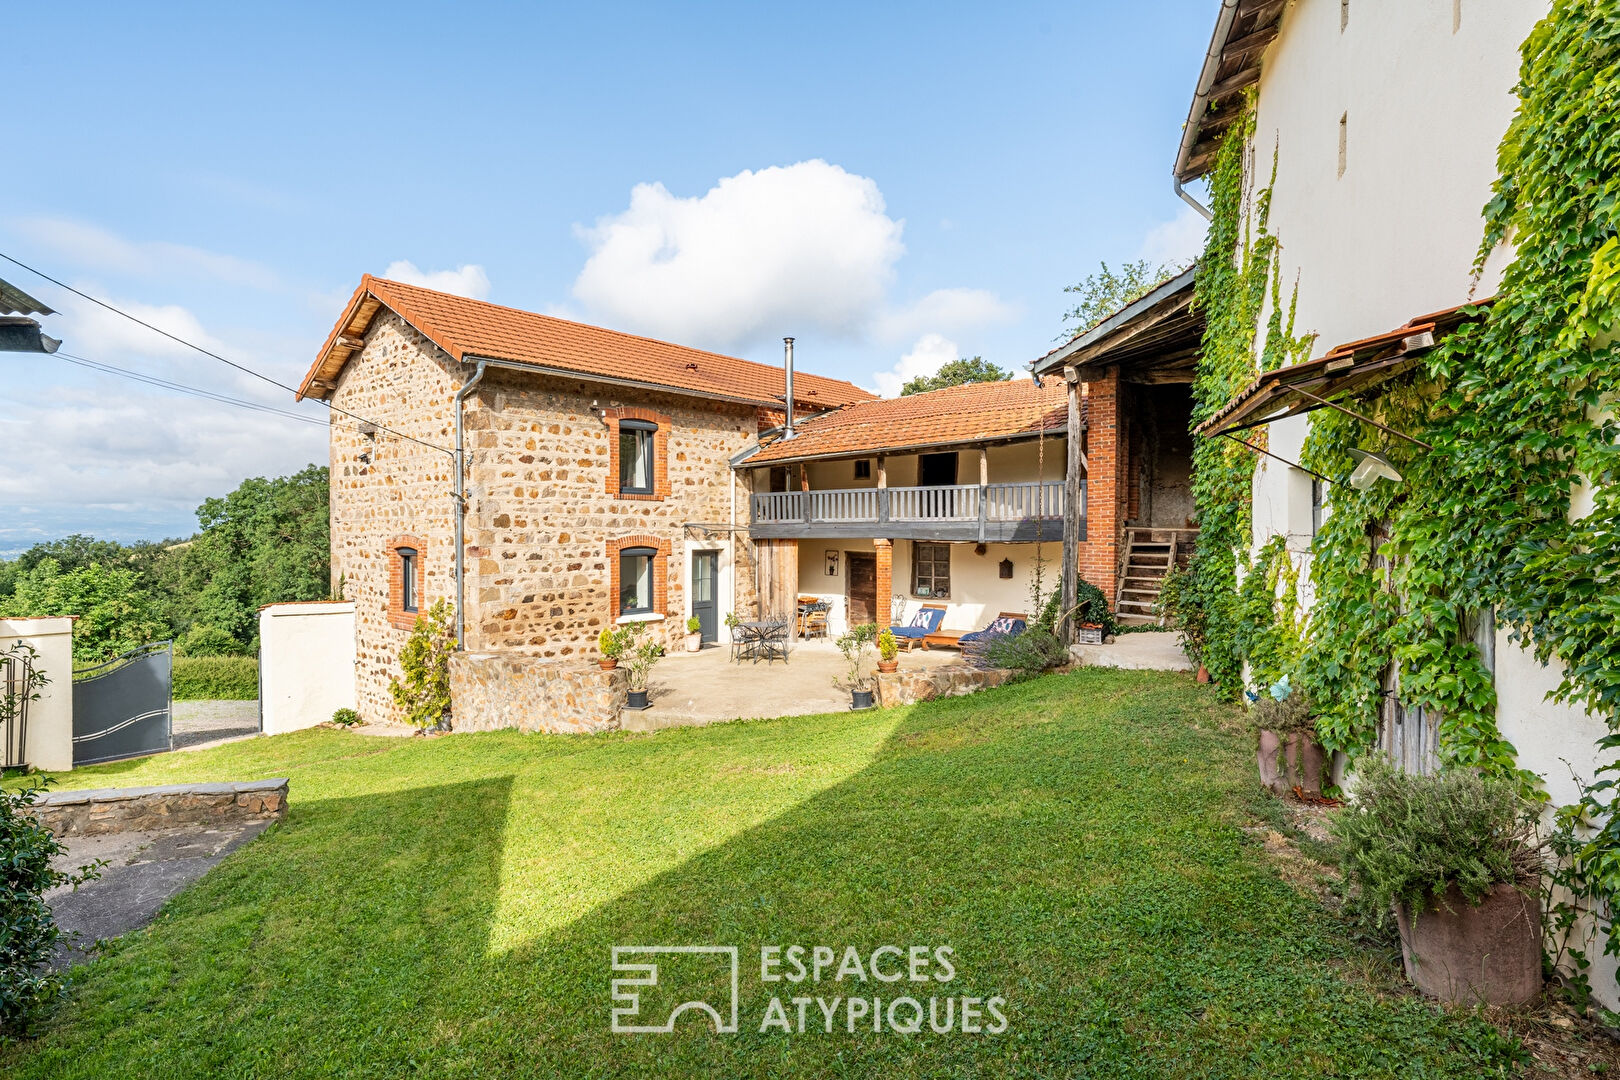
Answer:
[5,670,1520,1078]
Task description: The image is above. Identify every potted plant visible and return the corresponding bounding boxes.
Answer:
[598,626,625,670]
[1248,682,1325,798]
[1330,758,1541,1006]
[834,623,879,709]
[684,616,703,653]
[876,628,899,674]
[622,626,662,710]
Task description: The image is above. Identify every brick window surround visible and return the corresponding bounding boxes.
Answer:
[607,534,672,619]
[604,406,672,501]
[387,535,427,631]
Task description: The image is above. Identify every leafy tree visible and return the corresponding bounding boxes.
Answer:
[900,356,1012,395]
[184,465,331,648]
[1058,259,1184,341]
[2,559,166,663]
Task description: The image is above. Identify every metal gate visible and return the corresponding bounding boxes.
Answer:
[72,641,173,766]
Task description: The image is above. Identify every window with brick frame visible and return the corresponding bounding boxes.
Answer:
[606,534,671,619]
[387,536,427,630]
[604,407,672,500]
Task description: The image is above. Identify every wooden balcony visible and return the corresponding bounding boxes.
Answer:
[749,480,1080,542]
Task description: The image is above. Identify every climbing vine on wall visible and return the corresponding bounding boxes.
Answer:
[1186,103,1313,696]
[1298,0,1620,966]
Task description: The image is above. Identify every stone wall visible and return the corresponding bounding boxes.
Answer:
[876,662,1016,707]
[328,315,761,723]
[448,651,625,734]
[33,779,290,837]
[329,311,464,723]
[461,368,759,658]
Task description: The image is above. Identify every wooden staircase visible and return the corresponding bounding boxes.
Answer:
[1116,527,1197,626]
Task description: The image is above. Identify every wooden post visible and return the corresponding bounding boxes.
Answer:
[1060,369,1084,643]
[979,447,989,486]
[876,455,889,527]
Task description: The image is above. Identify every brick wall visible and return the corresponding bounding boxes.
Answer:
[1075,369,1123,605]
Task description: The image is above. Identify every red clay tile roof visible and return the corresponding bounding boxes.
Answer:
[746,378,1069,465]
[298,275,874,409]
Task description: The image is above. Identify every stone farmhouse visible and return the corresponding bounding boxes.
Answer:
[298,276,872,721]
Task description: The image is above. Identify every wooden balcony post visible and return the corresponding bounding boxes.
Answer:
[1060,370,1084,643]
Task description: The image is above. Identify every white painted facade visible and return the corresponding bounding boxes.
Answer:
[258,601,357,736]
[1234,0,1618,1002]
[0,617,76,772]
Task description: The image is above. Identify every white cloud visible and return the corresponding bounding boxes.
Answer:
[867,333,961,398]
[1139,205,1209,267]
[10,217,281,290]
[381,260,491,300]
[877,287,1017,342]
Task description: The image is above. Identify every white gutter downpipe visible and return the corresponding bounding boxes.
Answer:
[782,337,796,439]
[1172,0,1241,221]
[452,358,489,650]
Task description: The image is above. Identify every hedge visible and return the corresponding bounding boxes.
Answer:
[172,655,259,701]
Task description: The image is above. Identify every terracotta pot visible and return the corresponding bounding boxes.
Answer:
[1395,882,1542,1006]
[1196,664,1210,684]
[598,658,618,671]
[877,659,899,673]
[1256,729,1326,797]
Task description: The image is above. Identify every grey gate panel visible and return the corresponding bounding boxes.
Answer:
[72,642,172,766]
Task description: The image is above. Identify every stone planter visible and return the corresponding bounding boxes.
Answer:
[685,634,702,653]
[877,659,899,674]
[1394,882,1542,1006]
[598,658,618,671]
[851,689,876,710]
[1256,728,1326,797]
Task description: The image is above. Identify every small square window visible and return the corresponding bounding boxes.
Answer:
[618,420,656,495]
[853,459,871,480]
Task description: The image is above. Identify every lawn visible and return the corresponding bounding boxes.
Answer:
[5,669,1519,1078]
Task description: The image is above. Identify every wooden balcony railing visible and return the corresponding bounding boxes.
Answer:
[749,480,1080,542]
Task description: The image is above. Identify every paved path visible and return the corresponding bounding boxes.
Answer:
[46,820,271,968]
[171,699,260,750]
[1069,630,1193,672]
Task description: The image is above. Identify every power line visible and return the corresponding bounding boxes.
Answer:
[0,251,453,456]
[53,351,329,428]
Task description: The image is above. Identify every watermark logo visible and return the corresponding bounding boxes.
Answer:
[610,945,740,1034]
[610,944,1006,1036]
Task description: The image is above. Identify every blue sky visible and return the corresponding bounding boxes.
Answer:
[1,1,1214,550]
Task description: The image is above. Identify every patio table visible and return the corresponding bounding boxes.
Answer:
[735,619,790,664]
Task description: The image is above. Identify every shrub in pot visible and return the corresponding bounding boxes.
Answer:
[876,628,899,673]
[1330,757,1541,1006]
[1248,688,1325,797]
[598,626,627,670]
[834,623,878,709]
[622,625,662,709]
[684,616,703,653]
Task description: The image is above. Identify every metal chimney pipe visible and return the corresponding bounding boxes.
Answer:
[782,336,796,439]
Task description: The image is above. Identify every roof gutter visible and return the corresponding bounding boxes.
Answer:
[1171,0,1242,219]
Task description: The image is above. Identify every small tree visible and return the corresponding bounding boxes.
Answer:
[833,623,879,693]
[900,356,1012,396]
[623,628,664,692]
[1057,260,1183,341]
[390,599,456,731]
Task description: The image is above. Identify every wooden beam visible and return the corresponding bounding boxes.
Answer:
[1223,22,1278,61]
[336,335,366,351]
[1208,65,1262,104]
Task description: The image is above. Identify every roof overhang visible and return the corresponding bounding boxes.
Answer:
[1195,300,1491,437]
[0,276,54,317]
[1173,0,1286,184]
[1031,265,1201,384]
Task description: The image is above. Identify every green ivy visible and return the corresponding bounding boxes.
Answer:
[1187,106,1312,696]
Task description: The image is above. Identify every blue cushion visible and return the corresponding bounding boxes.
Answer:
[890,624,930,638]
[959,617,1026,645]
[892,607,944,637]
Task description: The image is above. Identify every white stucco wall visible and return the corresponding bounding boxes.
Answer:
[796,539,1060,638]
[0,617,75,772]
[259,602,357,735]
[785,436,1067,493]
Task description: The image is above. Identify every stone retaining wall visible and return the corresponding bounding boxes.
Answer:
[876,663,1016,707]
[449,651,625,734]
[33,779,290,837]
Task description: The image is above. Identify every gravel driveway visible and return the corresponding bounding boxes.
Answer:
[171,700,260,750]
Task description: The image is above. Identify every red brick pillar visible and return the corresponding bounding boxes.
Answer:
[1078,371,1120,607]
[874,539,893,626]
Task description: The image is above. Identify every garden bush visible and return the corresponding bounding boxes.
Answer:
[982,627,1069,676]
[1,781,102,1036]
[172,655,258,700]
[1330,757,1536,928]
